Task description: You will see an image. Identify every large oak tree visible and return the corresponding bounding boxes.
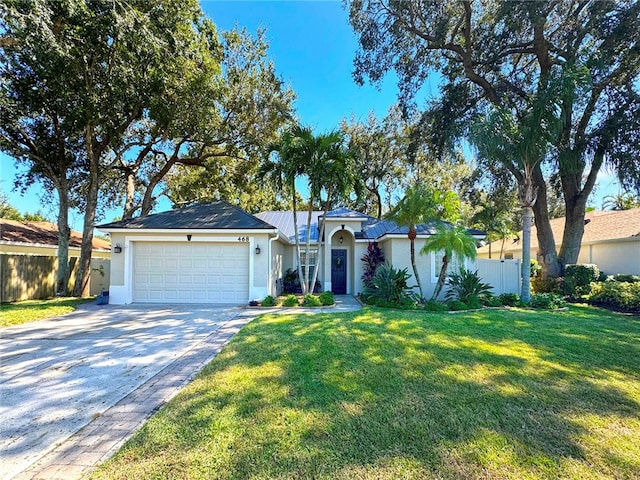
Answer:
[348,0,640,277]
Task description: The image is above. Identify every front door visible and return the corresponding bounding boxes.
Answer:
[331,249,347,294]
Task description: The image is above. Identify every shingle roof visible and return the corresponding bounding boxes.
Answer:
[477,208,640,254]
[0,219,111,250]
[97,201,275,230]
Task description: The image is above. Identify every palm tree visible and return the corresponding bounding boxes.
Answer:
[602,191,640,210]
[260,126,310,293]
[421,223,478,300]
[385,185,459,299]
[308,131,356,293]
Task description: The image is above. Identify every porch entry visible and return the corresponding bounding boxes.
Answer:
[331,249,347,294]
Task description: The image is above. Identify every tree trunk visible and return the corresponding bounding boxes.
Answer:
[123,168,136,220]
[558,199,589,269]
[531,164,561,277]
[432,256,449,300]
[408,228,424,299]
[488,241,492,259]
[302,205,313,295]
[292,192,305,294]
[73,128,99,297]
[55,178,71,296]
[310,194,333,295]
[521,206,533,303]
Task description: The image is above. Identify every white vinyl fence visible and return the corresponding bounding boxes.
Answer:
[474,258,521,295]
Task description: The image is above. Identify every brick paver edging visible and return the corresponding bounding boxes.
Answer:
[13,313,255,480]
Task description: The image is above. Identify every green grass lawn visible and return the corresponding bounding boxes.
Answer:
[90,306,640,480]
[0,297,93,327]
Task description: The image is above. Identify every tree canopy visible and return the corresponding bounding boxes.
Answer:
[349,0,640,277]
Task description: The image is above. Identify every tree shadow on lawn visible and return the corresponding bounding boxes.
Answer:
[118,306,640,479]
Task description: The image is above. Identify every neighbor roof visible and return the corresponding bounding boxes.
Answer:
[477,208,640,255]
[97,201,275,230]
[0,219,111,250]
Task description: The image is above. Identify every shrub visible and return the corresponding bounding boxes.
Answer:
[448,300,468,311]
[318,291,334,306]
[361,242,385,288]
[563,264,600,297]
[444,267,493,303]
[302,294,322,307]
[465,296,483,310]
[588,281,640,311]
[424,300,448,312]
[481,295,503,307]
[282,294,299,307]
[611,274,640,283]
[261,295,276,307]
[363,262,417,307]
[530,259,542,278]
[529,293,567,310]
[499,292,521,307]
[531,276,563,294]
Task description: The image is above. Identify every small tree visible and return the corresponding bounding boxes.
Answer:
[361,241,385,288]
[421,223,478,301]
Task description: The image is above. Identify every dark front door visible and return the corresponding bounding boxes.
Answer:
[331,249,347,294]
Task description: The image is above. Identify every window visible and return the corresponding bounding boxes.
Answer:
[431,251,462,283]
[299,248,317,278]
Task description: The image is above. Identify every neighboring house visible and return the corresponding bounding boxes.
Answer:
[0,219,111,258]
[1,219,111,301]
[98,201,486,305]
[477,208,640,275]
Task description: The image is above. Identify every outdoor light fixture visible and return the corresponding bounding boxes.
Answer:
[255,245,261,255]
[114,244,122,254]
[187,234,192,241]
[339,236,344,244]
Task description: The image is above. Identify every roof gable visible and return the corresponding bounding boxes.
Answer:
[97,201,275,231]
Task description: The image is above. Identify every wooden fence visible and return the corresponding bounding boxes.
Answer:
[0,254,110,303]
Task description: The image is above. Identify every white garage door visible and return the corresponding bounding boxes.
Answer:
[133,242,249,304]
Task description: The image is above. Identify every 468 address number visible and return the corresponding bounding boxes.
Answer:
[237,236,250,242]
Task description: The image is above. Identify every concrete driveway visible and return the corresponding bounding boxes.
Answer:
[0,302,251,480]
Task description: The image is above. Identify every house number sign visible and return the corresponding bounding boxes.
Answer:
[237,236,250,242]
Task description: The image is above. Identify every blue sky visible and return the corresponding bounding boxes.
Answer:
[0,0,620,230]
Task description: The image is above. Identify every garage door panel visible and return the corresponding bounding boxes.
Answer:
[133,242,249,304]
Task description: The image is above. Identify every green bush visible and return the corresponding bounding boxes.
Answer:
[302,294,322,307]
[363,262,417,308]
[424,300,448,312]
[588,281,640,311]
[318,291,334,306]
[444,267,493,303]
[465,296,483,310]
[563,264,600,297]
[448,300,468,311]
[481,296,503,307]
[261,295,276,307]
[531,276,563,294]
[282,295,299,307]
[611,274,640,283]
[499,293,521,307]
[529,293,567,310]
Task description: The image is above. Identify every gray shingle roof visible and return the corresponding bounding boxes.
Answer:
[97,201,275,230]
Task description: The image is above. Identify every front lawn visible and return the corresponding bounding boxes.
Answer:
[91,306,640,480]
[0,297,93,327]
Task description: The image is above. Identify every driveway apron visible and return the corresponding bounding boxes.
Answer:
[0,303,245,480]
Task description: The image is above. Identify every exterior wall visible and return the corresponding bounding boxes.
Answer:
[353,241,368,296]
[270,239,285,296]
[383,237,437,299]
[107,231,271,304]
[478,239,640,276]
[588,240,640,275]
